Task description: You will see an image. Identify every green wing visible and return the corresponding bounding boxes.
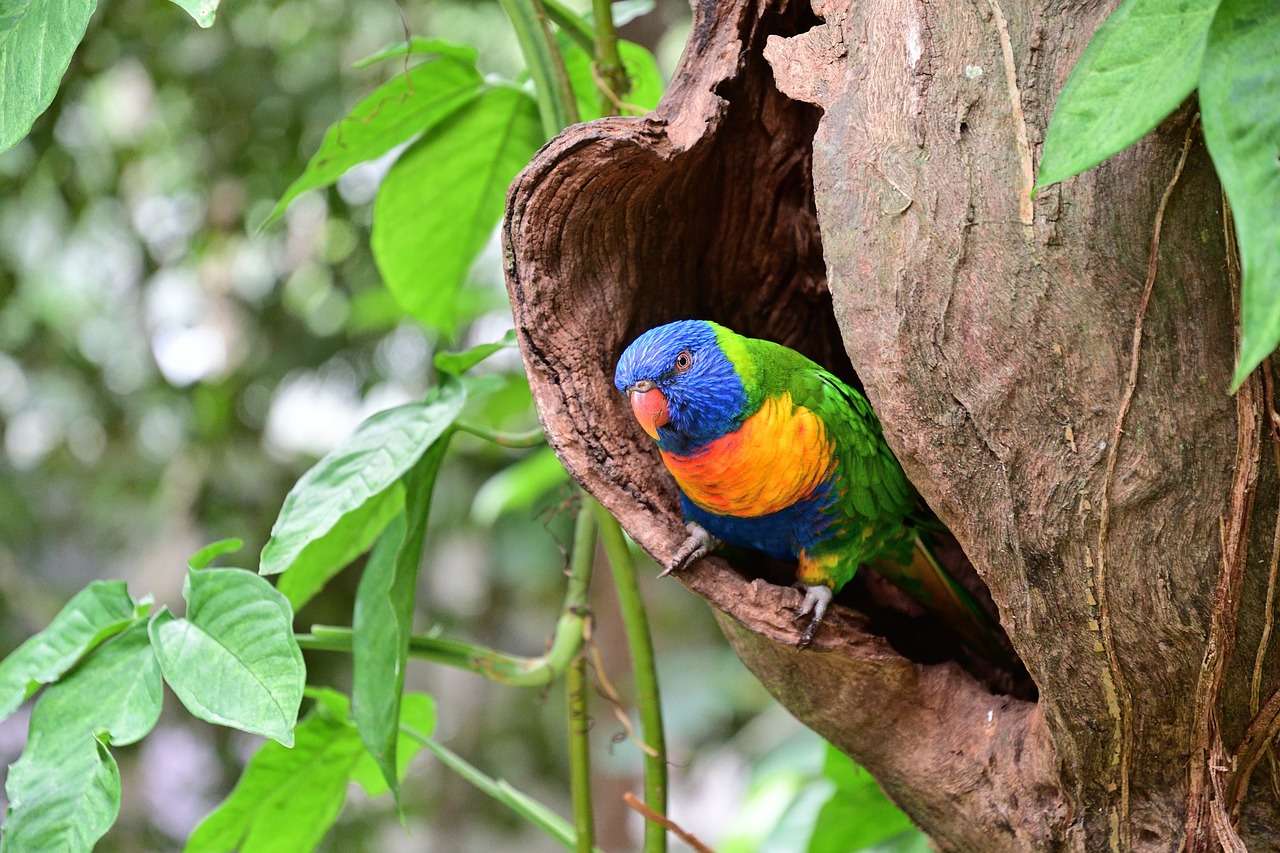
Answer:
[748,338,1006,657]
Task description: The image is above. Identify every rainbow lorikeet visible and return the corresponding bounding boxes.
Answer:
[614,319,998,650]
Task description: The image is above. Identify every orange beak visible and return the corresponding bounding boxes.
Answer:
[628,386,669,439]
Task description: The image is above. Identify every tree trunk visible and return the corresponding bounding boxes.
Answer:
[501,0,1280,848]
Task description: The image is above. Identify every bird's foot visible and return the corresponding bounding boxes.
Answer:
[659,522,717,578]
[791,584,833,649]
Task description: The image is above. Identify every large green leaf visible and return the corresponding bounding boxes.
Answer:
[807,746,918,853]
[353,37,479,69]
[259,384,464,600]
[0,0,98,153]
[561,38,665,122]
[352,443,447,798]
[184,694,364,853]
[1036,0,1220,191]
[265,57,484,225]
[274,483,405,610]
[2,622,161,852]
[1201,0,1280,385]
[185,688,436,851]
[371,86,542,331]
[149,568,305,745]
[0,580,135,721]
[1,735,119,853]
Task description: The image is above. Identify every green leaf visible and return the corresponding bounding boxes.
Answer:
[471,447,570,525]
[2,623,161,852]
[352,443,448,799]
[184,698,365,853]
[562,38,664,121]
[349,692,436,797]
[149,568,305,745]
[167,0,219,27]
[353,37,479,69]
[274,483,405,610]
[0,0,98,153]
[30,621,163,748]
[807,746,917,853]
[265,58,485,225]
[371,86,542,332]
[1,735,119,853]
[260,384,465,599]
[188,538,244,570]
[434,329,517,376]
[1035,0,1220,191]
[1200,0,1280,386]
[0,580,135,722]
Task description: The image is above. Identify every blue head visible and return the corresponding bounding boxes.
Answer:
[613,320,748,453]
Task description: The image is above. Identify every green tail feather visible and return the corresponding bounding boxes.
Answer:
[868,534,1010,663]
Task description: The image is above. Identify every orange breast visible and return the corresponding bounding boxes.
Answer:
[660,393,835,518]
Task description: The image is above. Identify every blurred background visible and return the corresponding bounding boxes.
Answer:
[0,1,925,850]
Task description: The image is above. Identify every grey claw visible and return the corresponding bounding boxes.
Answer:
[794,585,833,649]
[660,522,717,577]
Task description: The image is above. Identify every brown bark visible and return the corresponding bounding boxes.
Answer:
[501,0,1280,848]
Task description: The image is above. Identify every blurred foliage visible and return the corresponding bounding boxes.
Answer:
[0,0,926,850]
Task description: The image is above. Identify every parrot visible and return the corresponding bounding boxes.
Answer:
[613,319,1001,651]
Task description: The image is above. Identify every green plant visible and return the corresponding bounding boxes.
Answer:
[0,1,922,849]
[1036,0,1280,387]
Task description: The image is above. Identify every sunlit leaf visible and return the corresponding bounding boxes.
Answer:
[184,695,365,853]
[265,58,485,225]
[371,86,542,332]
[562,38,664,121]
[807,745,918,852]
[353,37,479,69]
[0,0,99,153]
[1,623,161,851]
[435,329,517,376]
[1200,0,1280,386]
[274,483,405,610]
[0,580,135,722]
[1,734,118,853]
[352,444,447,798]
[1036,0,1219,191]
[260,384,464,601]
[167,0,219,28]
[472,447,569,525]
[149,568,304,745]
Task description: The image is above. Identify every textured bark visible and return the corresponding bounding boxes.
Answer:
[502,0,1280,848]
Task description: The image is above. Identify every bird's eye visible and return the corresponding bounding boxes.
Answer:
[674,350,693,372]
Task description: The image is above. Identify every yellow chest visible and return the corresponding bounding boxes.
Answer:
[659,393,835,518]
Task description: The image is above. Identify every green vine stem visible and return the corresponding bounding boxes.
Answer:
[594,501,668,853]
[406,730,603,852]
[590,0,629,117]
[542,0,594,53]
[498,0,579,136]
[567,653,595,852]
[454,421,546,447]
[297,498,596,687]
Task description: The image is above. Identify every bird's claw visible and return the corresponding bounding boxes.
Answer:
[793,584,833,649]
[659,522,717,577]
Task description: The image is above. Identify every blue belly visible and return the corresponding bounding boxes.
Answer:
[678,482,836,561]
